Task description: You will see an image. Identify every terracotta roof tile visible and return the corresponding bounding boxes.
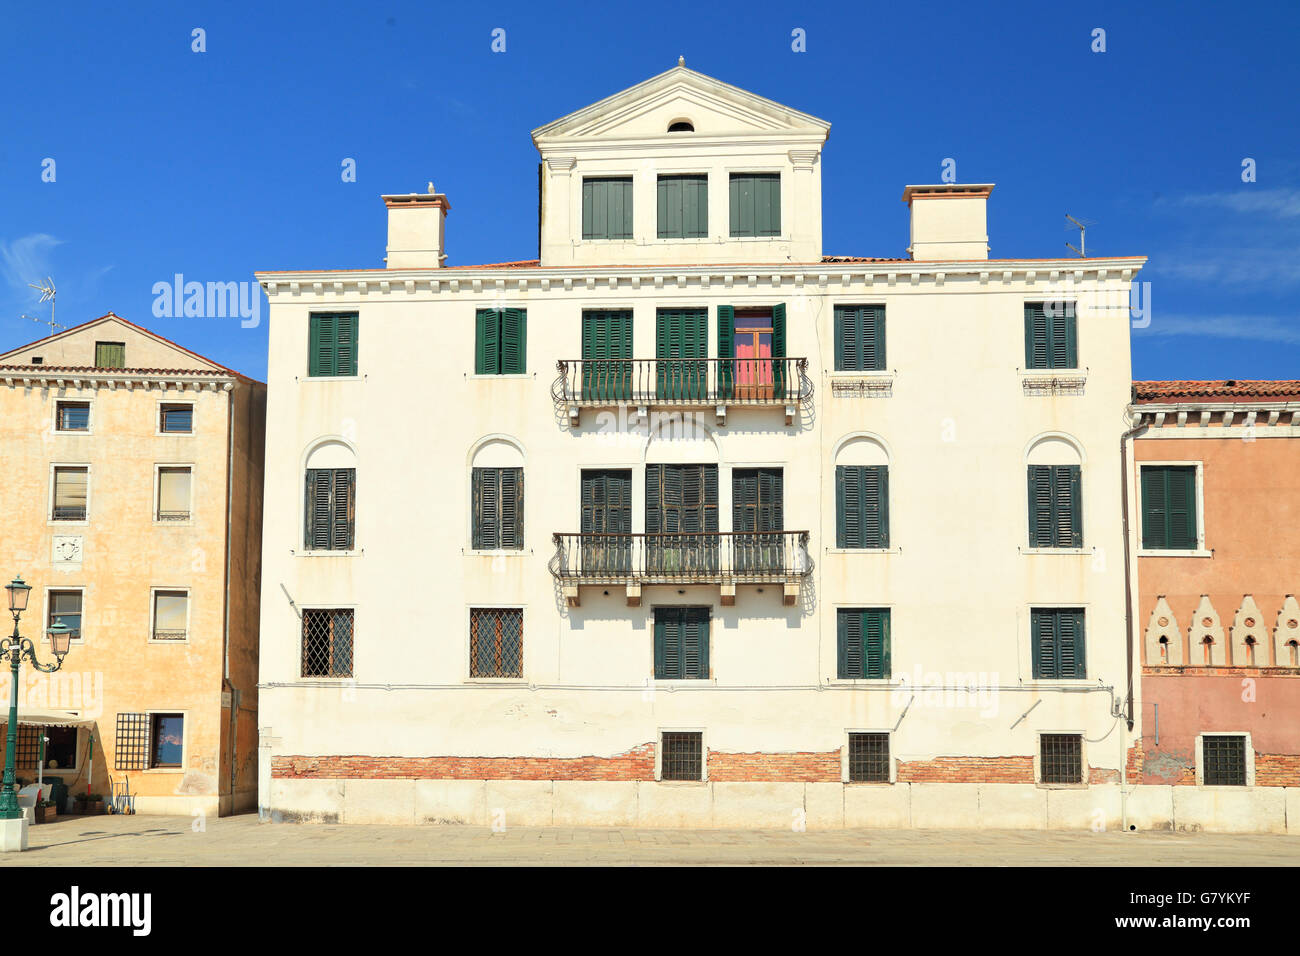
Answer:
[0,364,235,376]
[1134,380,1300,402]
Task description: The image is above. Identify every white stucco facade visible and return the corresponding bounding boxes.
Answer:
[256,64,1157,829]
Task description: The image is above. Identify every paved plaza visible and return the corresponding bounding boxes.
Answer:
[4,814,1298,865]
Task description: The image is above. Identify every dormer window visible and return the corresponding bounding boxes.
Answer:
[668,120,694,133]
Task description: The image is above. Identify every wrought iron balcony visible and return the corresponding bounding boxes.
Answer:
[550,530,812,606]
[553,357,811,424]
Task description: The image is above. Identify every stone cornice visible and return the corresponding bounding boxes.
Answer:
[0,368,236,391]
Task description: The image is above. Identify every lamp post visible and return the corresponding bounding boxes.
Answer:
[0,575,72,824]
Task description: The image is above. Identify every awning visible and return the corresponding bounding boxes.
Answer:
[0,709,95,728]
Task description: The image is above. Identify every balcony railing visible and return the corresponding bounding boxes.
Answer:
[550,531,812,584]
[553,357,810,408]
[51,507,87,521]
[156,510,191,522]
[151,629,188,642]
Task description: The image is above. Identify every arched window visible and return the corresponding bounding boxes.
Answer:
[470,438,524,550]
[1025,435,1084,549]
[668,120,694,132]
[834,436,890,549]
[304,440,356,551]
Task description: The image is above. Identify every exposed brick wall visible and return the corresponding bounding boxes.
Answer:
[707,751,840,782]
[1254,753,1300,786]
[897,756,1035,784]
[1088,767,1120,784]
[272,743,656,781]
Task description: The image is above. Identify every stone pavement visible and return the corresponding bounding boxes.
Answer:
[4,813,1298,865]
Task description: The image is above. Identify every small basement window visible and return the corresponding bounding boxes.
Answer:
[660,731,703,781]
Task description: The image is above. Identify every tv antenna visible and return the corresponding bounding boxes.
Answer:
[1065,215,1095,258]
[25,278,64,334]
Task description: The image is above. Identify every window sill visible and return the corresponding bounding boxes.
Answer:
[48,520,88,528]
[155,431,195,438]
[152,520,194,528]
[1018,368,1084,378]
[142,768,184,775]
[1036,782,1089,790]
[465,549,527,557]
[464,678,527,685]
[826,678,895,687]
[147,639,190,646]
[54,430,93,436]
[295,549,361,557]
[467,374,531,381]
[825,547,900,555]
[1022,547,1088,555]
[301,375,362,382]
[654,779,708,786]
[844,780,895,786]
[1138,549,1212,558]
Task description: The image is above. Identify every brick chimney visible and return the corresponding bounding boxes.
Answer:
[902,184,993,261]
[382,184,450,268]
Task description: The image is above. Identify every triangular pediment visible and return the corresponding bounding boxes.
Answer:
[532,65,830,143]
[0,313,232,373]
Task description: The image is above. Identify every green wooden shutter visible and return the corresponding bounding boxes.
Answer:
[500,308,526,374]
[583,178,632,239]
[332,468,355,549]
[496,468,522,550]
[729,174,746,237]
[1058,610,1085,678]
[473,467,500,549]
[1025,304,1048,369]
[335,313,358,375]
[717,305,734,400]
[1140,467,1167,549]
[657,176,679,239]
[732,470,758,533]
[683,608,708,679]
[1031,610,1055,678]
[654,611,674,679]
[864,610,889,679]
[836,466,859,548]
[772,302,787,398]
[834,306,851,371]
[869,306,886,370]
[838,610,862,679]
[1028,465,1053,548]
[701,465,719,533]
[1167,467,1196,550]
[475,309,500,374]
[1056,465,1082,548]
[657,175,705,239]
[1050,303,1078,369]
[95,342,126,369]
[309,313,336,376]
[729,173,780,237]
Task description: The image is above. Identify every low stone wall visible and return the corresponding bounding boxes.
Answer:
[266,779,1300,834]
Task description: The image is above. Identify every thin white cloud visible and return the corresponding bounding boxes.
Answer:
[0,234,64,298]
[1151,249,1300,285]
[1172,188,1300,219]
[1135,313,1300,345]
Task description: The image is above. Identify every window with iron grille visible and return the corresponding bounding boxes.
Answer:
[159,403,193,433]
[661,731,703,781]
[848,732,891,783]
[150,713,184,769]
[470,608,523,678]
[55,401,90,431]
[472,467,523,550]
[115,713,150,770]
[14,726,42,769]
[302,608,354,678]
[1039,734,1083,784]
[157,467,192,521]
[52,466,88,521]
[1031,608,1086,679]
[304,468,355,550]
[48,590,82,642]
[1202,735,1247,786]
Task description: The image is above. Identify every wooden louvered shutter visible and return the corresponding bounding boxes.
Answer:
[1056,303,1078,369]
[1167,467,1196,550]
[332,468,355,549]
[645,464,662,535]
[1054,465,1082,548]
[759,469,783,532]
[309,313,336,376]
[837,465,859,549]
[702,465,719,533]
[1032,610,1057,679]
[863,465,887,548]
[499,309,526,374]
[682,608,708,679]
[870,306,886,370]
[732,470,757,533]
[864,610,889,679]
[1028,465,1053,548]
[835,306,852,371]
[476,309,500,374]
[305,469,333,550]
[772,302,788,398]
[717,305,734,400]
[335,313,358,375]
[839,610,864,679]
[1058,610,1085,678]
[655,609,681,680]
[499,468,522,549]
[1025,304,1048,369]
[473,467,499,549]
[1140,467,1167,549]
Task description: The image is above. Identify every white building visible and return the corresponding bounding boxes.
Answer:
[256,63,1148,829]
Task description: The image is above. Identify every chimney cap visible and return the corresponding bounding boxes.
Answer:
[382,191,451,211]
[902,183,995,204]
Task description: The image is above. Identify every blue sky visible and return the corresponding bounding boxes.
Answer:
[2,0,1297,381]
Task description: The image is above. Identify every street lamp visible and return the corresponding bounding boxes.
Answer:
[1,575,72,827]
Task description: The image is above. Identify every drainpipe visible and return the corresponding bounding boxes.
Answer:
[222,381,237,806]
[1119,399,1148,832]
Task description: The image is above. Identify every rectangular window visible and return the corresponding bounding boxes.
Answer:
[581,309,632,401]
[1031,608,1086,679]
[472,467,523,550]
[1202,735,1247,786]
[657,174,708,238]
[836,465,889,548]
[655,308,708,401]
[1024,302,1077,370]
[837,609,891,679]
[732,468,784,572]
[660,731,704,781]
[55,401,90,431]
[654,607,710,680]
[302,608,354,678]
[48,590,82,642]
[475,308,527,375]
[114,713,151,770]
[19,725,77,771]
[1039,734,1083,784]
[94,341,126,369]
[304,468,355,550]
[152,590,189,641]
[582,177,633,240]
[1140,465,1198,550]
[159,403,193,433]
[308,311,359,377]
[149,713,184,769]
[580,469,633,574]
[848,732,891,783]
[469,607,523,678]
[157,467,192,521]
[645,463,718,574]
[835,305,886,371]
[52,466,88,521]
[729,172,781,237]
[1027,465,1082,548]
